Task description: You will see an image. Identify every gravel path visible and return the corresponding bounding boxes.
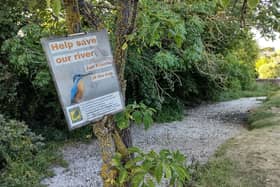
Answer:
[42,97,265,187]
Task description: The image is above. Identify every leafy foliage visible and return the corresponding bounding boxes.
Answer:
[0,0,26,48]
[254,0,280,37]
[126,0,259,114]
[0,115,44,168]
[0,115,41,186]
[255,50,280,78]
[0,114,67,186]
[154,99,184,123]
[0,21,67,131]
[115,102,156,130]
[112,147,190,187]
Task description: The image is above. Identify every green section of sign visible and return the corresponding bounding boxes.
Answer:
[69,107,83,123]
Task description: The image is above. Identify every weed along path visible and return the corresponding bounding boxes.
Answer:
[42,97,265,187]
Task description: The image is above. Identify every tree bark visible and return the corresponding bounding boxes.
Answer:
[114,0,134,149]
[65,0,139,186]
[63,0,81,34]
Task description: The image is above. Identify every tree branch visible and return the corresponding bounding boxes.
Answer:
[78,0,104,30]
[127,0,139,34]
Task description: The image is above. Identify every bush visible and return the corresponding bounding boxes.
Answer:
[0,115,44,167]
[0,23,67,132]
[0,114,66,186]
[0,115,44,185]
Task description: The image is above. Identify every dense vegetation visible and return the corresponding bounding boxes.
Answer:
[0,0,279,186]
[0,0,262,128]
[0,115,66,186]
[248,89,280,129]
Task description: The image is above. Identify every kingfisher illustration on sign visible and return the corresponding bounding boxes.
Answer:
[41,30,125,130]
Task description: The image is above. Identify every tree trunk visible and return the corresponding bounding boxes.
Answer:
[114,0,133,149]
[63,0,81,34]
[64,0,139,186]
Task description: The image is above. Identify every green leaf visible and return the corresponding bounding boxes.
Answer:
[118,120,130,130]
[115,152,122,160]
[173,151,186,163]
[119,169,128,184]
[247,0,259,9]
[115,112,130,130]
[52,0,61,16]
[128,147,142,154]
[132,173,145,187]
[125,159,136,169]
[122,42,128,50]
[142,160,153,171]
[143,111,153,130]
[132,111,143,125]
[177,181,183,187]
[159,149,170,158]
[219,0,230,7]
[173,165,188,181]
[111,158,121,167]
[146,179,155,187]
[154,163,163,183]
[163,163,172,179]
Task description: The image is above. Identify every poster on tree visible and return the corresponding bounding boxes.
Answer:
[41,30,124,130]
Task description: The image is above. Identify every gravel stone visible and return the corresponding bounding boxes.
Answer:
[41,97,265,187]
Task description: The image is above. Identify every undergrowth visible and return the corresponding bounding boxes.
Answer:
[191,158,266,187]
[0,115,67,187]
[189,139,267,187]
[218,83,279,101]
[248,90,280,129]
[154,99,184,123]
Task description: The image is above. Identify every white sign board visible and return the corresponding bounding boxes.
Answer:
[41,30,124,130]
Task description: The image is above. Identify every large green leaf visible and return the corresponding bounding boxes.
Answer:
[132,173,145,187]
[143,111,153,130]
[146,179,155,187]
[119,169,128,184]
[154,163,163,183]
[163,163,172,179]
[132,111,143,125]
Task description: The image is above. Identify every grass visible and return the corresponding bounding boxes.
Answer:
[189,138,268,187]
[192,158,266,187]
[218,82,279,101]
[248,90,280,129]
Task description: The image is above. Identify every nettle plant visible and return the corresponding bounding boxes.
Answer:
[113,103,190,187]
